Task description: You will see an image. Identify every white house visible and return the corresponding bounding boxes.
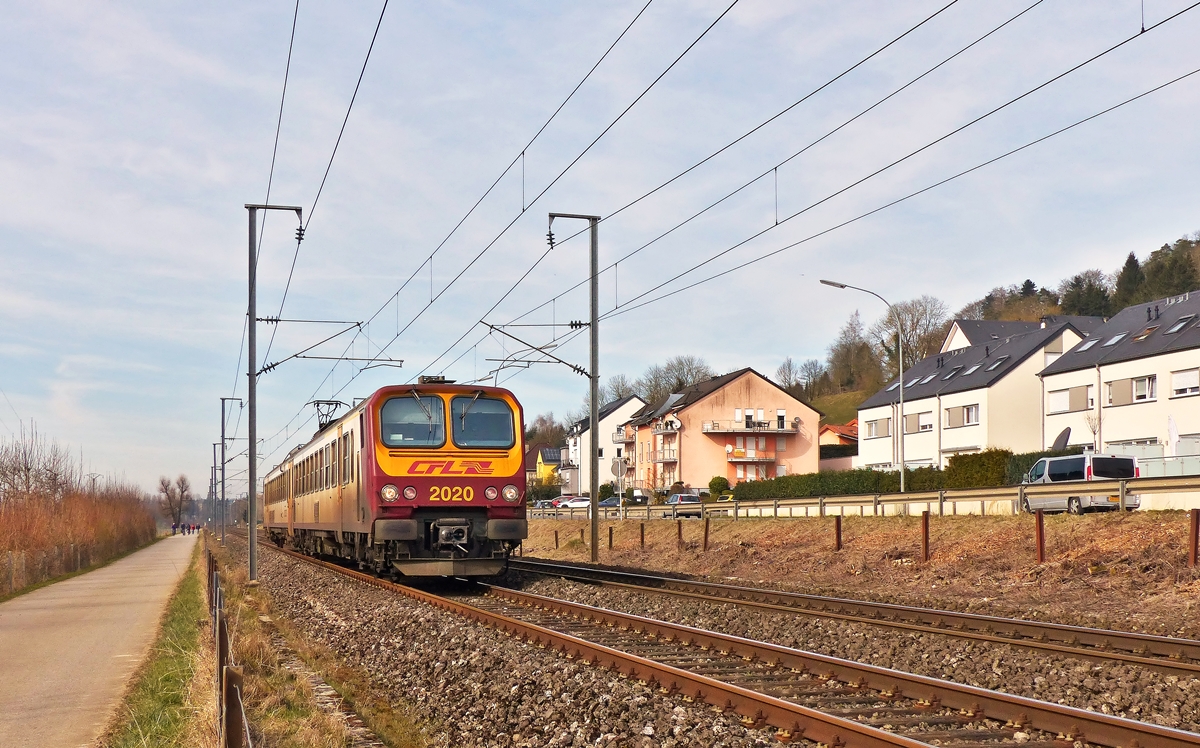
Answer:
[1040,291,1200,506]
[856,321,1089,470]
[559,395,645,495]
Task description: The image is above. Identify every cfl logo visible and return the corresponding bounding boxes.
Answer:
[406,460,494,475]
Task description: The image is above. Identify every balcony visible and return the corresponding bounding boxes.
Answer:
[651,449,678,463]
[651,422,679,435]
[612,429,635,444]
[726,449,776,463]
[702,419,799,434]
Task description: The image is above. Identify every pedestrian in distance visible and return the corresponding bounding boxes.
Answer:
[171,523,177,535]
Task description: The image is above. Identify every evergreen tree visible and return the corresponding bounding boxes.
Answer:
[1060,274,1111,317]
[1020,279,1037,297]
[1143,244,1199,300]
[1111,252,1145,310]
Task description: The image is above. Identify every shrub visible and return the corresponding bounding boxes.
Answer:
[598,484,615,500]
[819,444,858,459]
[945,449,1012,489]
[708,476,730,495]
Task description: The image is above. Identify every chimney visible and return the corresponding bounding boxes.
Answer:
[1147,307,1153,321]
[985,345,990,357]
[1155,305,1160,320]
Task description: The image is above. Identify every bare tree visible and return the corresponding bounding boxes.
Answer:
[661,355,714,392]
[775,357,801,390]
[797,358,830,399]
[524,413,567,447]
[602,374,637,402]
[827,311,884,393]
[867,295,950,376]
[157,474,194,527]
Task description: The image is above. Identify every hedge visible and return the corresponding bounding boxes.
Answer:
[819,444,859,459]
[730,445,1089,500]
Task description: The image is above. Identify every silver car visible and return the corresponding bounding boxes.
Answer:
[1022,453,1139,514]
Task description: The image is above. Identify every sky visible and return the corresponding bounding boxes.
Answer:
[1,0,1198,497]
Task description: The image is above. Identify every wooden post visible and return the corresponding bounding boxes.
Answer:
[921,510,930,563]
[554,530,559,550]
[703,517,710,552]
[834,515,842,551]
[1035,509,1046,564]
[608,526,613,550]
[640,522,645,549]
[223,665,245,748]
[676,519,683,549]
[1189,508,1199,568]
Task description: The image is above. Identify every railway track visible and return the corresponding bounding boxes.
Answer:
[255,539,1200,748]
[509,558,1200,678]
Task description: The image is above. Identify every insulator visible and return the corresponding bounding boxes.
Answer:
[295,226,305,242]
[546,229,555,248]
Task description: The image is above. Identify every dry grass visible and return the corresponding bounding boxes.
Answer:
[210,540,427,747]
[526,511,1200,635]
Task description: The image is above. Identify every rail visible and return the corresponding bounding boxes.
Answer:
[508,558,1200,677]
[531,473,1200,520]
[260,538,1200,748]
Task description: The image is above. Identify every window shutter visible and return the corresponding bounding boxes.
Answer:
[1173,369,1199,392]
[1047,389,1069,413]
[1068,386,1089,412]
[947,407,964,428]
[1110,379,1133,406]
[904,414,919,434]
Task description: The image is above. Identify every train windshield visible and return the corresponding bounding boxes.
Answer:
[380,394,445,447]
[451,395,515,448]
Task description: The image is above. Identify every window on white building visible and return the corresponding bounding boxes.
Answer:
[919,412,934,431]
[865,418,891,438]
[1173,369,1200,396]
[616,448,622,458]
[1047,389,1070,414]
[964,404,979,425]
[598,448,603,458]
[1133,375,1156,401]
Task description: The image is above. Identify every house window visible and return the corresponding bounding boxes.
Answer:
[735,465,744,480]
[865,418,890,438]
[1132,326,1158,342]
[1102,333,1127,347]
[904,413,932,434]
[757,436,767,451]
[756,465,767,480]
[616,448,622,458]
[598,448,603,458]
[943,366,962,381]
[1076,338,1098,351]
[886,382,901,391]
[964,405,979,425]
[1133,375,1156,401]
[985,356,1009,371]
[919,374,936,385]
[1047,389,1070,414]
[962,364,981,375]
[1165,315,1195,334]
[905,377,920,388]
[734,408,742,422]
[735,436,744,449]
[776,436,786,451]
[756,408,765,422]
[777,464,787,477]
[1172,369,1200,396]
[1048,386,1093,413]
[777,409,786,428]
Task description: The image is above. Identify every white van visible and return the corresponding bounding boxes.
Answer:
[1022,453,1140,514]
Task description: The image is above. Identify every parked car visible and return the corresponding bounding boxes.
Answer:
[598,497,621,507]
[665,493,703,517]
[561,496,592,509]
[715,491,735,502]
[532,499,555,509]
[622,495,649,506]
[1022,452,1140,514]
[550,496,575,508]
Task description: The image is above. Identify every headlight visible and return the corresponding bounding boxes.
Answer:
[502,484,520,502]
[484,486,498,501]
[403,486,417,500]
[380,484,399,502]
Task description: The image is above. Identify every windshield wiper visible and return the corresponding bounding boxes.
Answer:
[460,390,484,428]
[409,389,434,433]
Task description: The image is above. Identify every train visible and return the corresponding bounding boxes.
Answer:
[263,377,528,576]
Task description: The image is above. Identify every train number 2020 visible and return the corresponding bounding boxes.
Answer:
[429,486,474,502]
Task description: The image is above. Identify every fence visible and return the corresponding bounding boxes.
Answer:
[205,543,252,748]
[2,543,101,597]
[531,474,1200,521]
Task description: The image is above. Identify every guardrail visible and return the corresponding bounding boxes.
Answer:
[204,544,253,748]
[530,474,1200,521]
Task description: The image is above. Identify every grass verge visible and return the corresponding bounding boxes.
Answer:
[0,534,165,606]
[99,540,205,747]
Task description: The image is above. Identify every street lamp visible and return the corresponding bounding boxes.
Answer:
[820,279,906,492]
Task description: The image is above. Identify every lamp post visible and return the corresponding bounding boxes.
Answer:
[549,212,600,562]
[820,279,906,492]
[245,203,302,583]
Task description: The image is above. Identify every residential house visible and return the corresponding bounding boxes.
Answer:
[617,368,820,491]
[856,321,1089,470]
[819,420,858,446]
[559,395,646,495]
[1039,291,1200,505]
[534,447,561,486]
[940,316,1105,353]
[523,441,552,485]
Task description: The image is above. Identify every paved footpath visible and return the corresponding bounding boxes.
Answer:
[0,533,197,748]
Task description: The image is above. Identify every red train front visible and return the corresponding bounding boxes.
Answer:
[264,377,527,576]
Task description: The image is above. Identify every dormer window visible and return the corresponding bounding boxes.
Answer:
[886,382,900,391]
[905,377,920,388]
[1076,339,1098,351]
[985,356,1009,372]
[1102,332,1127,347]
[919,374,936,385]
[1165,315,1195,334]
[1133,326,1158,342]
[943,366,962,381]
[962,364,981,375]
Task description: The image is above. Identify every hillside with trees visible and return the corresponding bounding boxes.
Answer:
[780,232,1200,423]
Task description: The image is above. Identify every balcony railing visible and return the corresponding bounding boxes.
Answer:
[612,429,635,444]
[651,422,679,435]
[703,419,799,433]
[652,449,678,462]
[726,449,776,463]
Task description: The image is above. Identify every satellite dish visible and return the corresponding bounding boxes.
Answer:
[725,444,734,454]
[1051,427,1071,451]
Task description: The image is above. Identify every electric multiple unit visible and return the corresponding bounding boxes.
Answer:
[264,378,527,576]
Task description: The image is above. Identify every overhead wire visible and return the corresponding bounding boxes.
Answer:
[601,65,1200,319]
[252,0,740,466]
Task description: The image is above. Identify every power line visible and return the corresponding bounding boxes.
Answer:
[251,0,740,465]
[601,65,1200,320]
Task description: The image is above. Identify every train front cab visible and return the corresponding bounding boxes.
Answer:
[367,384,527,576]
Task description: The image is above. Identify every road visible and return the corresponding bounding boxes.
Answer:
[0,533,197,748]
